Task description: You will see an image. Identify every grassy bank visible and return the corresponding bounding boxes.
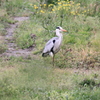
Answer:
[13,0,100,68]
[0,0,100,100]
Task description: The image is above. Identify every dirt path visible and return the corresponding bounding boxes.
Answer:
[2,17,33,58]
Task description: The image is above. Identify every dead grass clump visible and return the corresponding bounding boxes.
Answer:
[73,47,100,68]
[58,46,100,68]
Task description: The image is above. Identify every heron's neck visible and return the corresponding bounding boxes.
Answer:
[56,30,63,39]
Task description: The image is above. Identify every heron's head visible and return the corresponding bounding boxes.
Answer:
[56,26,67,32]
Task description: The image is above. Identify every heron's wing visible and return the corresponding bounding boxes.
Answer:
[42,37,58,57]
[46,37,58,46]
[53,37,61,54]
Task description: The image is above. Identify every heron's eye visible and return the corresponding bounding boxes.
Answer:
[56,27,60,30]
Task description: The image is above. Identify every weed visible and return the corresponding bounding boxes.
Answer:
[0,44,7,54]
[79,78,96,87]
[14,20,35,49]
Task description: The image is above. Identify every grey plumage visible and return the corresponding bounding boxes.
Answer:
[42,37,60,56]
[42,26,67,66]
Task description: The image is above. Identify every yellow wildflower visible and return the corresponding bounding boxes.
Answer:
[63,4,67,6]
[34,5,36,7]
[34,6,38,9]
[40,10,45,13]
[71,11,75,15]
[30,4,32,6]
[52,9,55,11]
[87,9,90,11]
[58,2,61,5]
[78,3,80,5]
[33,5,38,9]
[48,4,53,7]
[43,4,46,6]
[84,10,86,13]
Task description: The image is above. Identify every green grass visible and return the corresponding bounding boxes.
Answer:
[0,23,7,53]
[0,0,100,99]
[14,19,45,50]
[0,57,100,100]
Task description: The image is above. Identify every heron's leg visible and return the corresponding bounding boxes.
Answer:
[49,52,55,66]
[53,54,55,67]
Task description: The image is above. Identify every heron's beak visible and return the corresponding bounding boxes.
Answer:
[61,29,67,32]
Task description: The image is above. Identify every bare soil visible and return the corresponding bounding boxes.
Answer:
[1,17,33,58]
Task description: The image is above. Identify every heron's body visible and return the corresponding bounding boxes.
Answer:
[42,26,66,66]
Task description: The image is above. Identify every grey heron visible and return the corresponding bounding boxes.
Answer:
[42,26,67,66]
